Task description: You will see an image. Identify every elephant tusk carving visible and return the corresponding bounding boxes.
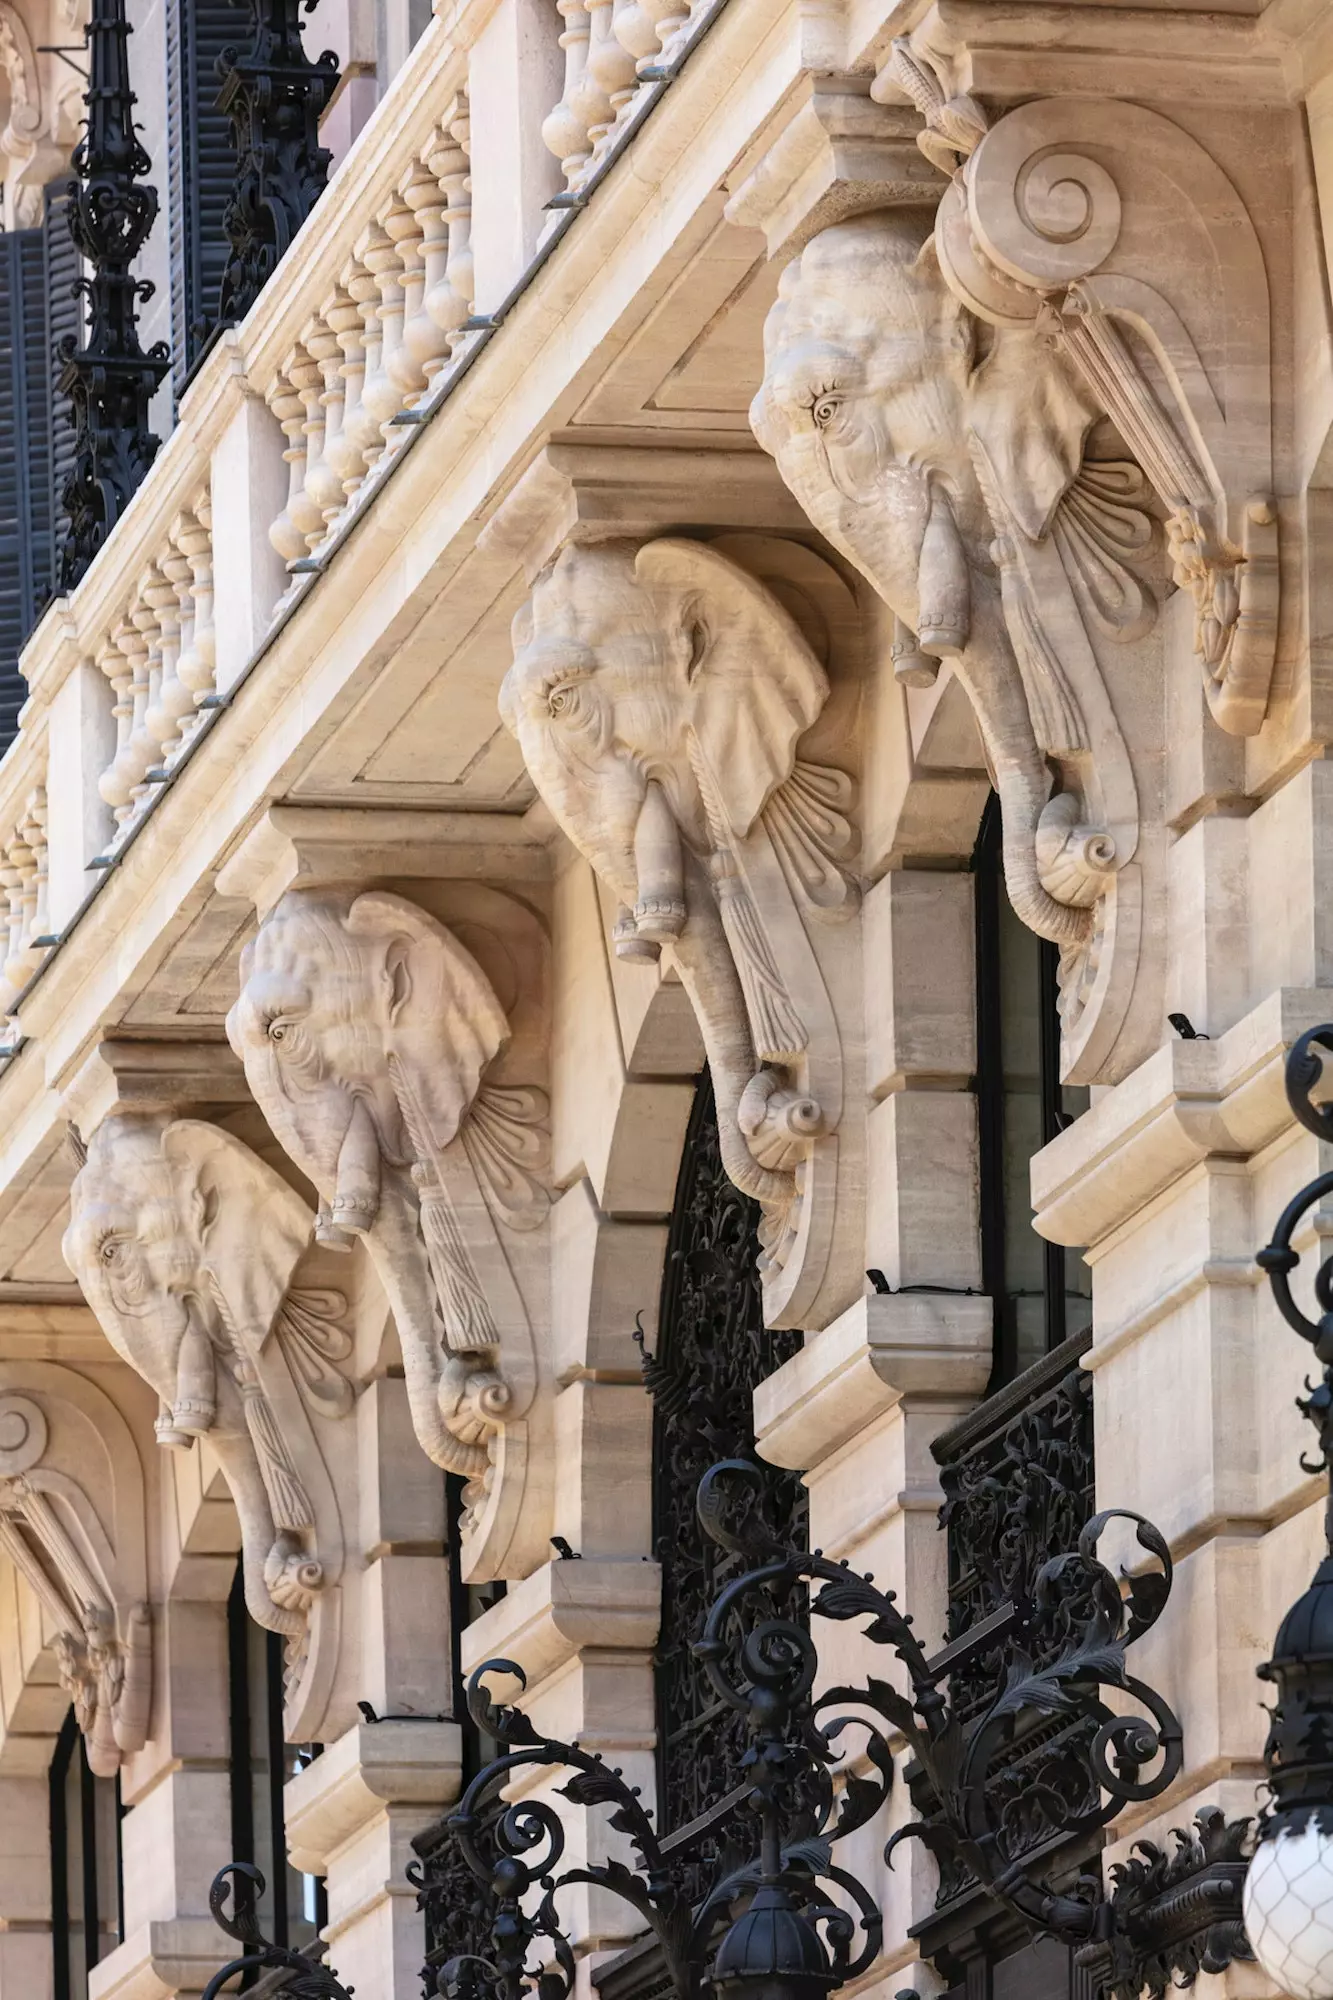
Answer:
[633,781,687,942]
[323,1095,380,1246]
[917,482,970,657]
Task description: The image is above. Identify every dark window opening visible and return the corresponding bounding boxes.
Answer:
[649,1068,807,1901]
[226,1557,325,1980]
[0,180,80,749]
[973,793,1092,1390]
[49,1708,123,2000]
[166,0,241,392]
[414,1477,508,1992]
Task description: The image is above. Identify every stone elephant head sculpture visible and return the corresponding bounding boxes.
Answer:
[63,1115,333,1644]
[227,887,545,1567]
[751,210,1102,949]
[502,537,857,1317]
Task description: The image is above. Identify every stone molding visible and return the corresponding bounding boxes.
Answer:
[501,526,866,1329]
[227,878,554,1581]
[753,1291,994,1472]
[284,1718,463,1875]
[1032,987,1333,1250]
[458,1555,662,1691]
[61,1112,356,1741]
[0,1361,151,1776]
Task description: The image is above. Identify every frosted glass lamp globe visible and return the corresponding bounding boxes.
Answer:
[1244,1823,1333,2000]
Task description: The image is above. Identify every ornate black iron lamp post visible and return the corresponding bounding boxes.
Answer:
[1249,1023,1333,2000]
[57,0,170,589]
[214,0,339,332]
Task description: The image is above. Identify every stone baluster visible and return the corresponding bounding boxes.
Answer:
[421,105,474,371]
[97,625,137,827]
[543,1,607,192]
[357,221,399,479]
[400,155,451,398]
[127,585,162,818]
[441,98,474,356]
[586,0,637,158]
[291,342,331,552]
[0,839,25,1002]
[341,259,381,498]
[610,0,669,85]
[313,291,356,528]
[302,317,345,546]
[174,504,216,733]
[267,361,313,564]
[3,793,47,995]
[382,192,422,422]
[21,791,48,955]
[145,554,192,766]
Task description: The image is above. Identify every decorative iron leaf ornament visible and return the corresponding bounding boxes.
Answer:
[202,1863,354,1998]
[57,0,170,589]
[213,0,340,331]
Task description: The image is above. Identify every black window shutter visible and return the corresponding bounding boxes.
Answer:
[0,223,58,749]
[43,176,80,611]
[168,0,238,394]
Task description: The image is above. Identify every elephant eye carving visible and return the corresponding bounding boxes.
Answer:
[543,672,593,727]
[811,391,842,429]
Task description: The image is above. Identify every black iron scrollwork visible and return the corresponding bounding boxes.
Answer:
[1256,1024,1333,1838]
[202,1863,354,1999]
[213,0,340,331]
[420,1456,1216,2000]
[1080,1808,1252,2000]
[57,0,170,589]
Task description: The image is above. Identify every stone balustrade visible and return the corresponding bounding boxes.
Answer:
[0,729,49,1021]
[0,0,726,1007]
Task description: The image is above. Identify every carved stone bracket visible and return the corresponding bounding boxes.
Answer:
[62,1113,353,1740]
[0,1363,151,1773]
[500,519,865,1329]
[915,77,1277,739]
[750,71,1275,1081]
[225,876,553,1582]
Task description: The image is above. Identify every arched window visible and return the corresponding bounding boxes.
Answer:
[646,1069,807,1894]
[972,794,1091,1388]
[49,1709,122,2000]
[225,1559,326,1958]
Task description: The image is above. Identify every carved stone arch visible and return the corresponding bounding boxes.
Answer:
[0,1360,154,1775]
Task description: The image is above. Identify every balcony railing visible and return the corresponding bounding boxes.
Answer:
[0,0,726,1048]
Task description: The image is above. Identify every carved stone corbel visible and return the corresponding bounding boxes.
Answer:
[0,1364,150,1774]
[500,524,865,1329]
[221,848,553,1583]
[750,64,1276,1081]
[61,1111,356,1740]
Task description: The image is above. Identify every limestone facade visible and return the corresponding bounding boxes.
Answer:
[0,0,1330,1996]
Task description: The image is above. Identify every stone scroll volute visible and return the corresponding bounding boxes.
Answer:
[0,1364,152,1775]
[62,1116,355,1741]
[751,72,1278,1083]
[501,532,865,1331]
[226,883,553,1582]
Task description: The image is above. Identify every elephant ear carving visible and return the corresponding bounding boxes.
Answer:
[635,538,828,838]
[968,328,1098,541]
[344,891,509,1156]
[160,1123,312,1357]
